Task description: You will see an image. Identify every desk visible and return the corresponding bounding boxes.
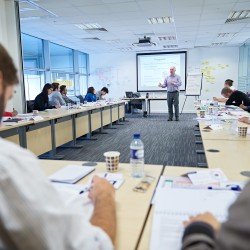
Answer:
[123,97,167,116]
[39,160,163,250]
[138,163,249,250]
[0,102,126,158]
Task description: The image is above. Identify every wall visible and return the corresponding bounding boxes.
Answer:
[89,47,239,113]
[0,0,24,113]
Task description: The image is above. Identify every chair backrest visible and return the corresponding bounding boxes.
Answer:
[125,92,133,98]
[76,95,85,103]
[26,100,35,113]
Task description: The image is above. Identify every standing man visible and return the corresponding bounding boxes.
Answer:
[159,66,182,121]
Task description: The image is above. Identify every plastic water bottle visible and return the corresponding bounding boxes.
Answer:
[130,133,144,178]
[76,99,80,108]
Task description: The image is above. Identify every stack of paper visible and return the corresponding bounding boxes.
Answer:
[150,188,238,250]
[49,165,95,184]
[188,168,228,185]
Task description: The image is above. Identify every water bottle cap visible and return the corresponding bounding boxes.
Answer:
[133,133,140,139]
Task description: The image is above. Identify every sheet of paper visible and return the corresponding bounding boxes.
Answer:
[95,173,124,189]
[150,188,238,250]
[49,165,95,184]
[188,168,228,185]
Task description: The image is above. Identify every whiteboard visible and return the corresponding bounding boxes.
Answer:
[185,73,202,96]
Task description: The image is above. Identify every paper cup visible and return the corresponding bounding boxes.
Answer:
[104,151,120,172]
[200,110,205,118]
[238,126,248,137]
[33,110,39,115]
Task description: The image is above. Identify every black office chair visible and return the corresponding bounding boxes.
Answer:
[76,95,85,103]
[26,100,35,113]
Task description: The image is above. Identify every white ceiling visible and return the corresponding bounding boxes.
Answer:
[19,0,250,54]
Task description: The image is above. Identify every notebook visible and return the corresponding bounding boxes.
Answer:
[150,188,238,250]
[49,165,95,184]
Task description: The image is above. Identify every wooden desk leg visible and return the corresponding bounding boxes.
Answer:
[39,119,64,160]
[59,114,83,149]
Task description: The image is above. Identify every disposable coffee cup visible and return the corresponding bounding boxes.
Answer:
[33,110,39,115]
[238,126,248,137]
[200,110,205,118]
[104,151,120,172]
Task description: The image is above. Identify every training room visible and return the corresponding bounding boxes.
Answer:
[0,0,250,249]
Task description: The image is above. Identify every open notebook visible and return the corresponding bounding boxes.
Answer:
[150,188,238,250]
[49,165,95,184]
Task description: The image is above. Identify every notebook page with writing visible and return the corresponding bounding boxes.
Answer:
[150,188,238,250]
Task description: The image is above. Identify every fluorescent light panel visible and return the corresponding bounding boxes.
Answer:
[148,16,173,24]
[211,42,227,46]
[158,36,176,41]
[217,32,237,38]
[75,23,103,30]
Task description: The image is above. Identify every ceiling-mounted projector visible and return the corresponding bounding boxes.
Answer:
[132,36,156,47]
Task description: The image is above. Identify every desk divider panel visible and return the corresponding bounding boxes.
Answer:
[119,104,125,119]
[26,121,52,156]
[102,107,111,126]
[91,109,101,131]
[55,116,73,147]
[75,112,89,138]
[112,105,119,122]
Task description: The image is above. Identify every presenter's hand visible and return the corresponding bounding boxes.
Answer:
[158,82,162,87]
[183,212,221,232]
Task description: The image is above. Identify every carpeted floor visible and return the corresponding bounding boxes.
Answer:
[56,113,206,167]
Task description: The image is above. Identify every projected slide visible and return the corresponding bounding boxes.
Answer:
[137,52,186,92]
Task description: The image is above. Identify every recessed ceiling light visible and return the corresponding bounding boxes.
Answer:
[217,32,237,38]
[226,10,250,23]
[148,16,174,24]
[158,36,176,41]
[211,42,228,46]
[75,23,103,30]
[118,47,133,51]
[163,45,178,48]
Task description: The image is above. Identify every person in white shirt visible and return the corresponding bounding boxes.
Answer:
[213,79,235,103]
[0,44,116,249]
[49,82,66,106]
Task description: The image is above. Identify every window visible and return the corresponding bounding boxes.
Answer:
[21,34,89,102]
[52,72,75,96]
[22,33,44,69]
[78,52,87,74]
[24,71,45,100]
[50,43,74,73]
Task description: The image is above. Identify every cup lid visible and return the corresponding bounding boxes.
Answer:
[104,151,120,157]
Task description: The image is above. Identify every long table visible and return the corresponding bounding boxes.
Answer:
[39,160,163,250]
[0,102,125,158]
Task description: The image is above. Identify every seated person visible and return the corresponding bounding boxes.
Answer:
[60,85,76,104]
[85,87,97,102]
[221,87,250,107]
[0,43,116,249]
[238,116,250,124]
[96,87,109,100]
[49,82,66,106]
[213,79,235,102]
[3,109,18,117]
[33,83,56,111]
[182,182,250,249]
